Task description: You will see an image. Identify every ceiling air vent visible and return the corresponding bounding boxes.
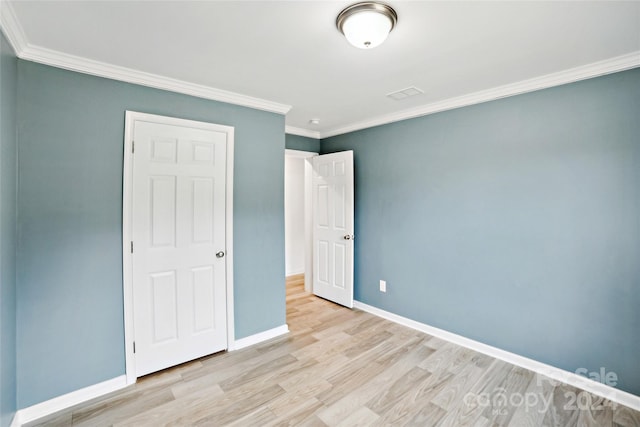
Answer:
[386,86,424,101]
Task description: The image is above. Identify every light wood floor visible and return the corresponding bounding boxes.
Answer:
[31,274,640,426]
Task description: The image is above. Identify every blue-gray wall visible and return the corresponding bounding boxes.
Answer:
[285,133,320,153]
[4,39,639,413]
[322,68,640,396]
[16,61,286,408]
[0,30,18,427]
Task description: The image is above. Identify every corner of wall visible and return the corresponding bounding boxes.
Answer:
[0,27,19,427]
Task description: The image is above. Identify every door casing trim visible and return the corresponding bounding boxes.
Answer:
[122,111,235,384]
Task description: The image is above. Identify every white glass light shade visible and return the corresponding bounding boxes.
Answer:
[342,11,392,49]
[336,2,398,50]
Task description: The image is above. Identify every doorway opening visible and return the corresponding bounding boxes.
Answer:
[284,149,317,293]
[284,148,355,308]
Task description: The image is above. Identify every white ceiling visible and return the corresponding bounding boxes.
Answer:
[4,1,640,138]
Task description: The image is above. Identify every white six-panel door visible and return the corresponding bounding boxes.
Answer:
[312,151,354,308]
[131,118,230,377]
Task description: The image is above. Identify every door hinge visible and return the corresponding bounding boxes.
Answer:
[132,140,135,154]
[133,341,136,353]
[130,241,133,253]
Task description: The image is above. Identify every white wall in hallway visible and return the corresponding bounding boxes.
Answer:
[285,156,305,275]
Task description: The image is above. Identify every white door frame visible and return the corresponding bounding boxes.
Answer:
[122,111,235,384]
[285,149,317,293]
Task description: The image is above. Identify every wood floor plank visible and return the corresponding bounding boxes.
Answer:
[433,359,512,427]
[269,379,332,417]
[267,397,326,426]
[170,373,224,399]
[613,404,640,427]
[295,414,329,427]
[368,374,443,426]
[366,366,431,415]
[343,315,386,336]
[403,402,447,426]
[577,393,614,427]
[542,384,581,427]
[431,362,485,413]
[424,335,450,350]
[372,335,429,366]
[179,348,261,382]
[25,410,73,427]
[218,354,298,391]
[73,388,175,427]
[291,330,352,361]
[316,339,436,425]
[481,365,534,425]
[335,406,379,426]
[256,330,319,354]
[225,405,277,427]
[318,359,386,406]
[28,276,640,427]
[419,342,474,375]
[277,353,349,393]
[188,384,286,426]
[309,308,364,335]
[112,384,224,427]
[341,330,393,359]
[508,371,555,427]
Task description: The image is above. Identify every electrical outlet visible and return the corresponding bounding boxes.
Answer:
[380,280,386,293]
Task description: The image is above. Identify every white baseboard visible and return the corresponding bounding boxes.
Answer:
[10,321,287,426]
[286,270,304,277]
[11,375,128,427]
[353,301,640,412]
[229,324,289,351]
[10,324,289,426]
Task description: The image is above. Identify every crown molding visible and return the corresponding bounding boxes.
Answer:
[321,51,640,139]
[0,1,290,115]
[18,44,291,114]
[285,126,321,139]
[0,1,27,53]
[3,1,638,136]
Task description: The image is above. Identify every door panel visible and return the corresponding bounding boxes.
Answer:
[192,266,216,332]
[312,151,354,308]
[190,178,214,243]
[150,176,176,247]
[150,270,178,343]
[334,242,346,289]
[132,120,228,377]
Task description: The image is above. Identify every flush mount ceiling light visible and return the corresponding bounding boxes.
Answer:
[336,2,398,49]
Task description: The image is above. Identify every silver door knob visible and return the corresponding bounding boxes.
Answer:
[343,235,353,240]
[216,251,225,258]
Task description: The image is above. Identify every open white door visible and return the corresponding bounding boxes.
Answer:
[312,151,354,308]
[129,115,232,377]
